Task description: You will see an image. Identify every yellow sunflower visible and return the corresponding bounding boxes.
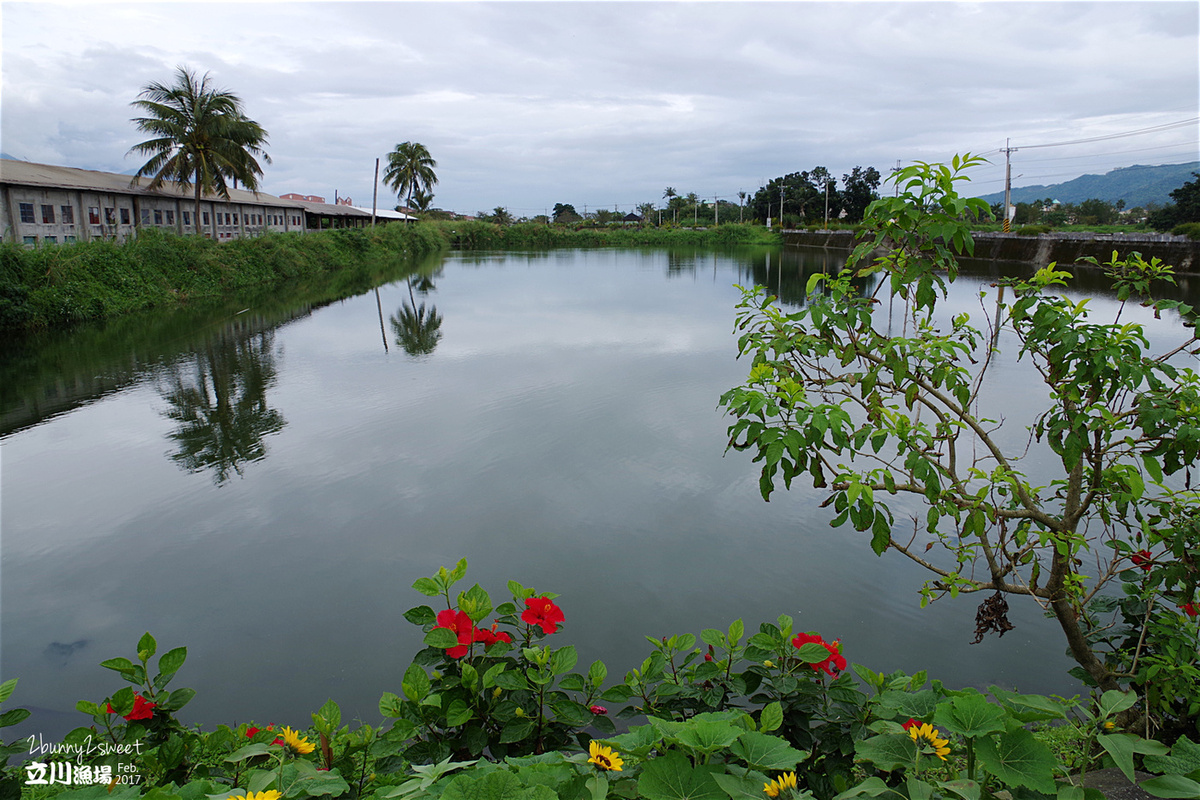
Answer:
[279,726,316,755]
[763,771,798,798]
[908,722,951,761]
[230,792,281,800]
[587,740,624,772]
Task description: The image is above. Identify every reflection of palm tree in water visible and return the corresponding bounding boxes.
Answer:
[390,276,444,357]
[160,330,285,485]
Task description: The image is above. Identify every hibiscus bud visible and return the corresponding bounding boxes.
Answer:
[514,707,526,718]
[493,687,502,698]
[704,654,713,662]
[763,660,775,668]
[589,705,607,715]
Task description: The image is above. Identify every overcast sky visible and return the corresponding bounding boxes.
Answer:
[2,1,1197,216]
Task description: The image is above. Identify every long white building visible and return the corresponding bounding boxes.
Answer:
[0,159,317,245]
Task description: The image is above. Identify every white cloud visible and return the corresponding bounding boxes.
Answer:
[2,1,1196,213]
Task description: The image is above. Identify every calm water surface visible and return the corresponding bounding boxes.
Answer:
[3,246,1195,741]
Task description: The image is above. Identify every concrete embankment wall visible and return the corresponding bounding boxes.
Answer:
[781,229,1199,274]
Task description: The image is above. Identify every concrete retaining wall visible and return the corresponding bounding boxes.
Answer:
[781,229,1199,273]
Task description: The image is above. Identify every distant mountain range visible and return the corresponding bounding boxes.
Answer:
[975,161,1199,208]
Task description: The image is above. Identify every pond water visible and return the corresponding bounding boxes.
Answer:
[2,245,1196,743]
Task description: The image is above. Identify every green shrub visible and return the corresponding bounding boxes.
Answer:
[1171,221,1200,240]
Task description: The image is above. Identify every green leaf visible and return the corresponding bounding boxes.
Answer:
[833,777,898,800]
[403,605,437,626]
[157,646,187,677]
[588,660,608,687]
[1143,736,1200,776]
[425,627,462,649]
[933,695,1008,738]
[637,750,725,800]
[412,577,442,597]
[549,645,578,676]
[403,664,432,702]
[976,728,1058,794]
[441,770,526,800]
[445,698,473,727]
[164,687,196,711]
[855,734,916,773]
[0,708,30,728]
[137,632,157,662]
[379,691,405,717]
[0,679,16,704]
[1099,690,1137,718]
[1097,733,1169,783]
[729,730,808,770]
[499,718,535,744]
[1139,775,1200,799]
[100,657,137,675]
[458,584,493,625]
[674,719,744,753]
[712,772,776,800]
[312,698,341,733]
[226,743,272,762]
[759,701,783,733]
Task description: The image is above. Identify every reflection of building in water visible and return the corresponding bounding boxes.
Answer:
[0,306,311,438]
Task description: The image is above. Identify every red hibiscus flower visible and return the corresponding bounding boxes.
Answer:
[791,632,846,677]
[475,623,513,648]
[246,724,276,738]
[434,609,479,659]
[1131,550,1153,571]
[1181,602,1199,617]
[522,597,565,635]
[106,693,156,721]
[590,705,607,715]
[902,718,919,731]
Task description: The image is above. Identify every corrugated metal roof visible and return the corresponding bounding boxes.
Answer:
[0,158,305,208]
[348,205,416,221]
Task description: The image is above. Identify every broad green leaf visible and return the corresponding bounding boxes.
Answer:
[137,632,157,662]
[942,779,981,800]
[0,679,16,704]
[403,663,432,702]
[445,698,473,727]
[226,743,272,762]
[404,605,437,626]
[933,695,1008,738]
[988,688,1068,723]
[458,584,493,625]
[1139,775,1200,799]
[637,750,725,800]
[425,627,461,649]
[100,657,137,675]
[312,698,341,733]
[976,728,1057,794]
[549,645,578,676]
[855,734,916,773]
[759,701,783,733]
[1097,733,1169,783]
[832,777,897,799]
[1143,736,1200,776]
[0,708,30,728]
[1098,690,1137,718]
[711,771,774,800]
[499,718,535,744]
[1056,784,1084,800]
[674,719,744,753]
[379,691,405,717]
[412,577,441,597]
[157,646,187,678]
[729,730,808,770]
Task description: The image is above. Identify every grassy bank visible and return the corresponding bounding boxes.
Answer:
[0,222,778,332]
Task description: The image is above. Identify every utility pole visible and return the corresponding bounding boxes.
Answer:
[371,158,379,227]
[779,186,784,228]
[1002,138,1017,232]
[823,181,829,230]
[714,195,718,226]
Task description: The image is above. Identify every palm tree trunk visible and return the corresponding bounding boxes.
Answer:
[194,179,203,239]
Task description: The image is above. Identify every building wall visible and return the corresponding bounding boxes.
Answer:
[1,181,308,246]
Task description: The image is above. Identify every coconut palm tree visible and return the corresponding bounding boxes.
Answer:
[663,187,678,223]
[384,142,438,218]
[128,66,270,234]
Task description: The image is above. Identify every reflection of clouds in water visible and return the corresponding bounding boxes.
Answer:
[44,639,89,666]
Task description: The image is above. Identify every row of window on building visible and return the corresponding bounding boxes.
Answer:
[17,202,303,244]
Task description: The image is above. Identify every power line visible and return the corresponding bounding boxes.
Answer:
[1010,118,1198,150]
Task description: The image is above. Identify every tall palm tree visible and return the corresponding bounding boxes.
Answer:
[128,66,270,234]
[663,187,678,223]
[384,142,438,218]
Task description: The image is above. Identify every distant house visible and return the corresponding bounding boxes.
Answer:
[622,213,643,223]
[1,159,307,244]
[280,192,326,203]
